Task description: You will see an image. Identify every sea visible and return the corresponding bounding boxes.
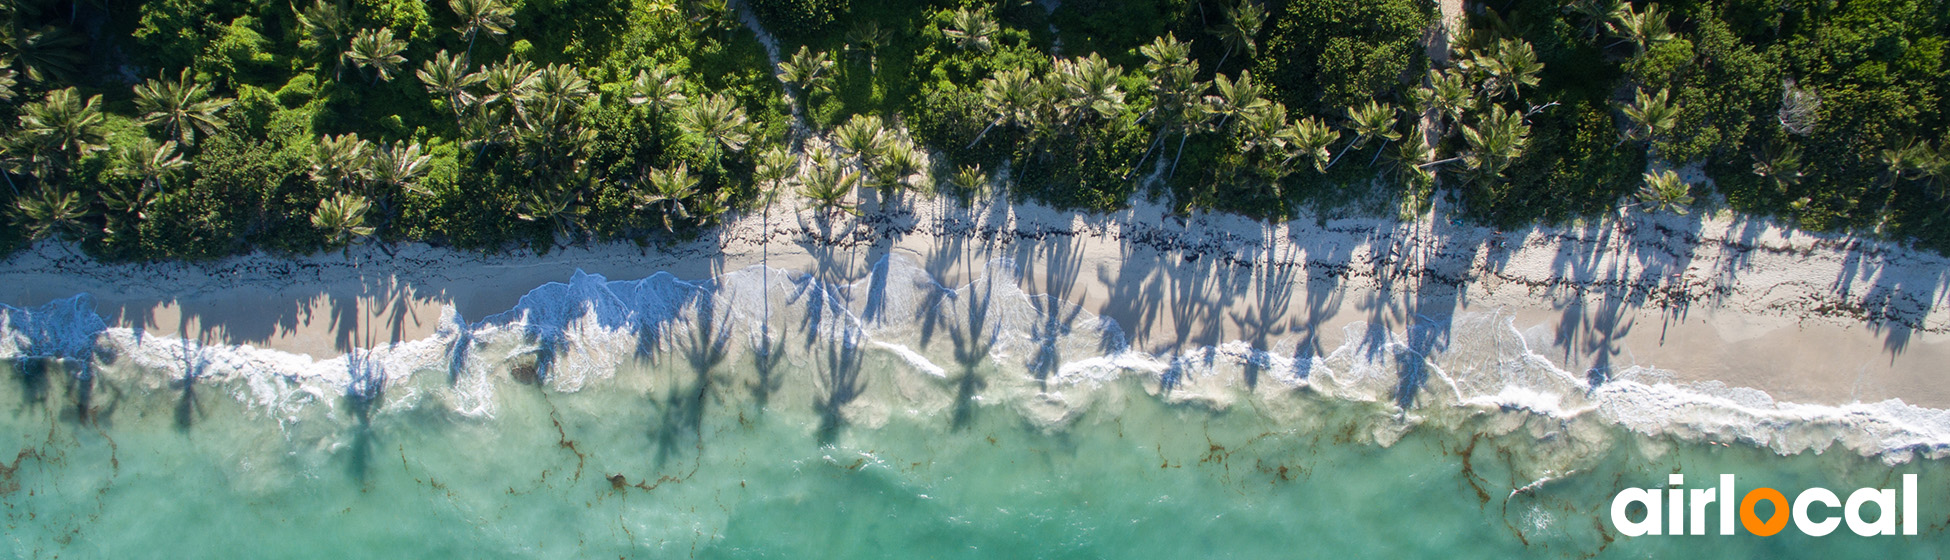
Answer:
[1,256,1944,557]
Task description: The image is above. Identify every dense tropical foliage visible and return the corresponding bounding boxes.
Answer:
[0,0,1945,260]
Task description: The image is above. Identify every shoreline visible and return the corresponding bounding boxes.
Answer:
[3,195,1947,410]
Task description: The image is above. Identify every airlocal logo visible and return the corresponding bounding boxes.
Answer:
[1610,474,1918,537]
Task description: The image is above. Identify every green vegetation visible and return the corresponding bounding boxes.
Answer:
[1,0,1946,260]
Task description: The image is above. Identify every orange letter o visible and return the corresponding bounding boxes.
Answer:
[1741,488,1790,536]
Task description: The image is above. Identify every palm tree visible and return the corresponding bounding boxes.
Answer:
[520,63,592,121]
[1491,39,1544,100]
[1621,88,1678,144]
[873,141,923,199]
[133,69,233,147]
[99,180,159,238]
[112,138,189,195]
[417,50,484,122]
[312,192,376,255]
[948,164,990,201]
[1053,53,1126,123]
[1750,143,1804,193]
[0,65,18,103]
[13,187,87,241]
[479,57,536,111]
[1563,0,1629,39]
[1336,100,1402,168]
[516,187,588,244]
[1636,170,1692,214]
[344,28,409,84]
[368,141,434,195]
[450,0,515,58]
[1203,71,1269,131]
[943,8,999,53]
[310,133,373,190]
[834,114,889,166]
[1139,33,1207,175]
[627,66,687,115]
[678,93,753,155]
[16,87,107,180]
[1285,116,1339,172]
[296,0,353,56]
[1613,3,1674,57]
[1212,0,1265,70]
[1460,105,1529,181]
[778,46,834,114]
[968,68,1040,148]
[636,162,698,232]
[6,25,87,83]
[801,151,859,218]
[1414,69,1475,138]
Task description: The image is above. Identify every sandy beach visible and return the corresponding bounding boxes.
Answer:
[2,194,1947,409]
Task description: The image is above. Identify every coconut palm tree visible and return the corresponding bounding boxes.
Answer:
[310,133,373,190]
[778,46,834,115]
[943,8,999,53]
[1139,33,1207,175]
[872,140,923,199]
[1636,170,1692,214]
[678,93,753,155]
[1563,0,1629,39]
[13,187,87,241]
[450,0,515,58]
[948,164,990,201]
[833,114,889,166]
[296,0,353,56]
[801,151,859,218]
[6,25,86,84]
[1621,88,1678,144]
[520,63,592,122]
[99,180,159,239]
[112,138,189,195]
[627,66,687,115]
[1285,116,1339,172]
[16,87,106,180]
[1460,105,1529,181]
[479,57,535,112]
[516,187,589,244]
[1612,3,1674,57]
[1212,0,1264,70]
[344,28,408,84]
[1750,143,1804,193]
[133,68,233,147]
[368,141,433,195]
[968,68,1040,148]
[1203,71,1269,131]
[1414,69,1475,138]
[417,50,484,122]
[0,65,18,103]
[312,192,376,255]
[1336,100,1402,168]
[637,162,698,232]
[1053,53,1126,123]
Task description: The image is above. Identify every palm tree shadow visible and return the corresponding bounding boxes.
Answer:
[947,269,999,431]
[652,294,730,467]
[813,327,866,445]
[344,349,385,485]
[174,338,215,432]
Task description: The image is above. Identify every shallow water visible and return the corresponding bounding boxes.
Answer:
[1,258,1945,557]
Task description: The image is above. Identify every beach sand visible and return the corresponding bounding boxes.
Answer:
[3,195,1946,408]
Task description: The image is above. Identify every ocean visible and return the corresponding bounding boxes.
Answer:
[2,256,1943,557]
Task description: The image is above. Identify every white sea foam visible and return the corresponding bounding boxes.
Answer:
[3,255,1947,463]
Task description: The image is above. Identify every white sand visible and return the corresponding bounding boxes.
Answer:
[2,194,1946,408]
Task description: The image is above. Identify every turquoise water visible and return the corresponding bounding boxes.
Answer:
[2,260,1945,557]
